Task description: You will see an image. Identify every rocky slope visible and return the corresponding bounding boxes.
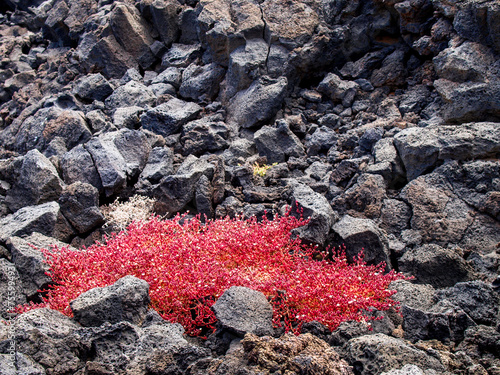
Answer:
[0,0,499,373]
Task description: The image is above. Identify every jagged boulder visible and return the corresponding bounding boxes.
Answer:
[331,215,390,267]
[0,258,26,319]
[141,98,202,137]
[152,155,215,214]
[180,115,230,156]
[318,73,359,107]
[58,182,104,234]
[254,119,305,163]
[344,334,446,375]
[0,202,74,243]
[399,244,475,288]
[288,181,337,246]
[222,39,268,101]
[71,275,150,327]
[60,144,103,192]
[6,308,83,374]
[105,80,156,110]
[0,352,45,375]
[137,146,174,186]
[179,63,226,101]
[435,281,500,326]
[227,76,287,129]
[5,149,64,212]
[109,3,155,69]
[212,286,274,337]
[1,106,92,154]
[394,122,500,181]
[73,73,114,102]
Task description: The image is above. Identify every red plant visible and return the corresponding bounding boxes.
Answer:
[16,211,405,337]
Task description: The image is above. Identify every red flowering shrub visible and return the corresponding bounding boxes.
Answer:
[17,212,405,336]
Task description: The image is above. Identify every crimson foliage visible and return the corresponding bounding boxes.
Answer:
[17,212,404,336]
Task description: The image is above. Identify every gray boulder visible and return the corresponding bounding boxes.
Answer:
[432,41,500,122]
[394,122,500,181]
[180,116,230,156]
[227,76,287,129]
[6,236,51,299]
[340,49,392,80]
[305,126,338,156]
[5,107,92,154]
[196,0,263,65]
[370,50,407,88]
[340,174,387,219]
[71,275,150,327]
[60,144,103,192]
[0,258,26,319]
[5,149,64,212]
[0,352,45,375]
[77,32,139,79]
[0,202,74,243]
[142,0,181,46]
[400,167,475,247]
[317,73,358,107]
[137,147,174,186]
[75,311,209,374]
[109,3,155,69]
[436,281,500,326]
[433,41,496,83]
[152,156,215,214]
[105,81,156,111]
[381,364,436,375]
[402,300,476,344]
[390,280,436,312]
[151,66,182,88]
[84,137,127,197]
[368,138,406,187]
[331,215,390,267]
[112,106,144,129]
[359,127,384,152]
[119,68,143,85]
[212,286,274,337]
[58,182,104,234]
[112,129,151,179]
[434,79,500,123]
[456,325,500,369]
[222,39,268,101]
[73,73,114,102]
[344,334,446,375]
[379,199,412,235]
[161,43,202,68]
[399,244,474,288]
[8,308,82,374]
[288,181,337,246]
[195,174,214,219]
[86,110,113,134]
[254,120,305,163]
[179,63,226,101]
[141,98,202,137]
[84,129,151,196]
[398,85,432,115]
[452,1,500,54]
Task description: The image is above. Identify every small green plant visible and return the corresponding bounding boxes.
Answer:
[253,162,278,177]
[16,210,405,337]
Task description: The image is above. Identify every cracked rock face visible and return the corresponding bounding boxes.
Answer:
[0,0,499,373]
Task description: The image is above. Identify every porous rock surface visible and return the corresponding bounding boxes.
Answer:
[0,0,499,373]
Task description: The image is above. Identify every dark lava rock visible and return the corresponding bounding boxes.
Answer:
[399,244,475,288]
[212,286,274,337]
[70,275,150,327]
